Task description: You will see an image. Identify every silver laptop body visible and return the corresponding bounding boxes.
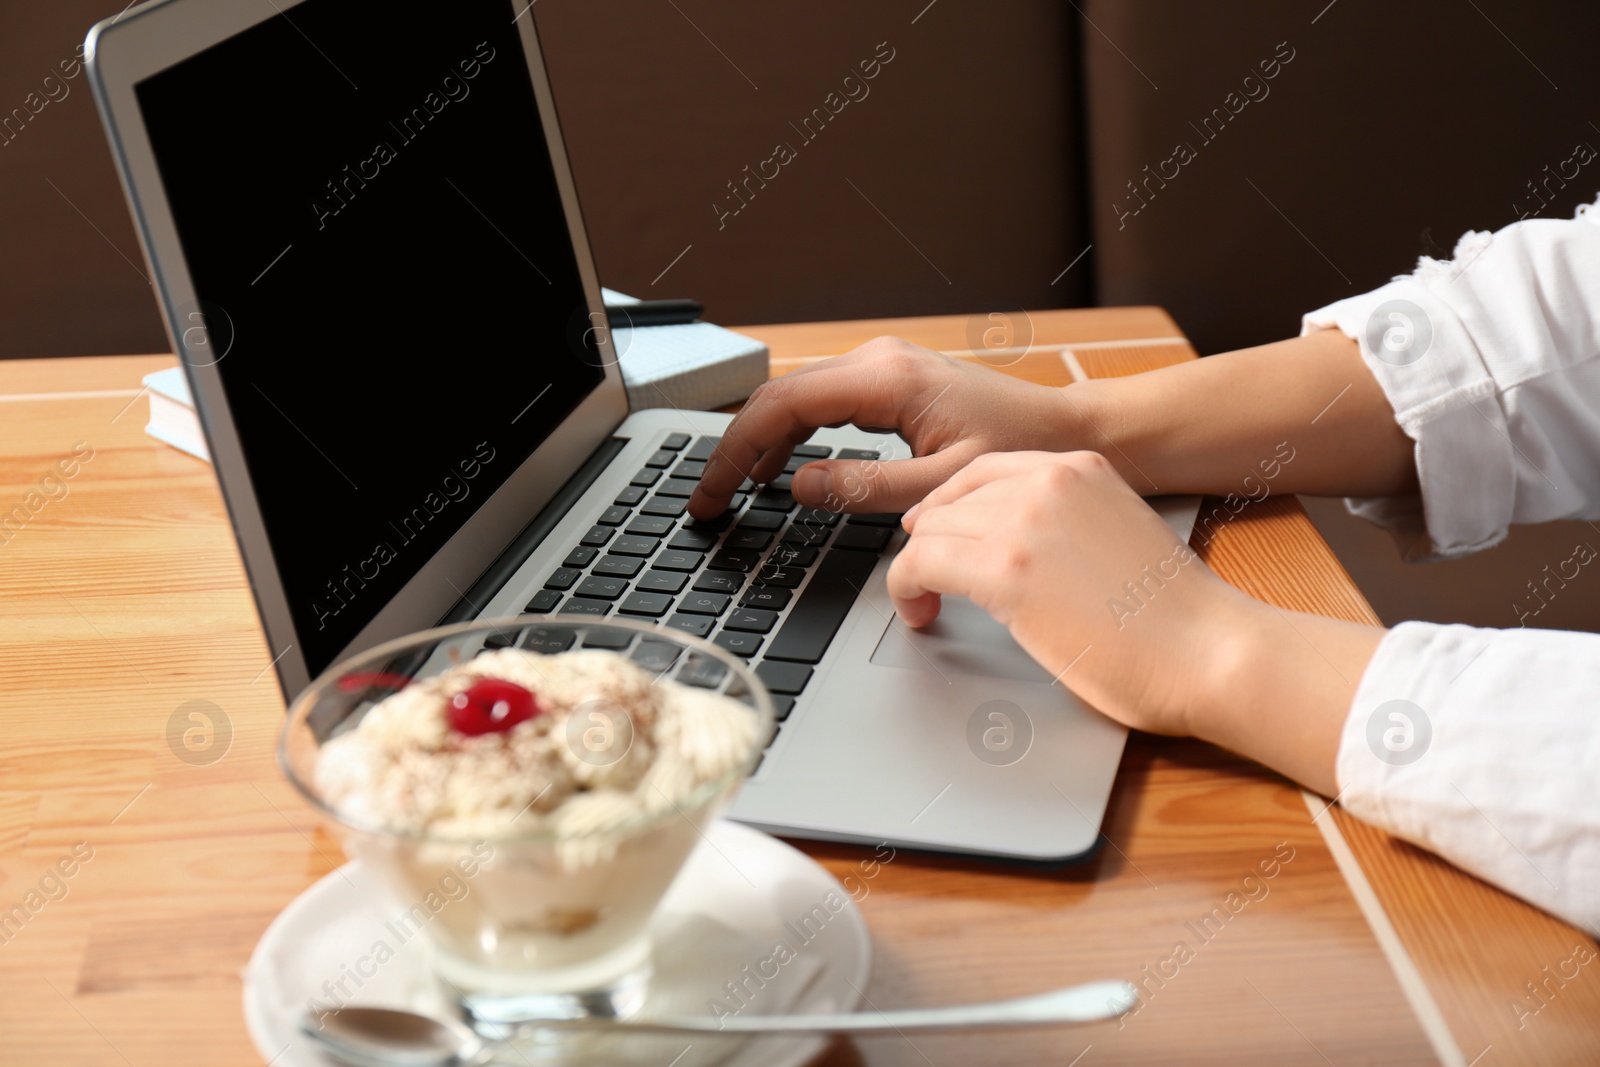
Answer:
[88,0,1197,862]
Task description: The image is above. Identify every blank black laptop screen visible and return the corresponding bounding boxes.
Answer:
[135,0,603,676]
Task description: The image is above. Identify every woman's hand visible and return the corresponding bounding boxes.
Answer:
[889,450,1242,737]
[688,337,1098,520]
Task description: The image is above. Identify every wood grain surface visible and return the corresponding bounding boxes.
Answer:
[0,307,1591,1065]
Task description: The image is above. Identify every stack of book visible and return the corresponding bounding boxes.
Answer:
[143,291,768,462]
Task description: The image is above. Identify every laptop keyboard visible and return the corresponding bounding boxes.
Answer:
[482,434,900,763]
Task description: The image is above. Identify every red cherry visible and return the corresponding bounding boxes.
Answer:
[448,678,542,736]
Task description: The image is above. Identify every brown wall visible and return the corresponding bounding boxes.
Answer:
[0,0,1087,359]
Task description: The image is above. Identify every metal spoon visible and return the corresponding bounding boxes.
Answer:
[302,979,1137,1066]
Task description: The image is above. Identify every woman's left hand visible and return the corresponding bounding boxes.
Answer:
[889,450,1251,737]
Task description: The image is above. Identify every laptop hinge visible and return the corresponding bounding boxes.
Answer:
[441,434,628,625]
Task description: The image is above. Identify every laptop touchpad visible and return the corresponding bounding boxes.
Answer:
[868,596,1053,684]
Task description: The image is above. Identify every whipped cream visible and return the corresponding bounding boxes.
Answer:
[314,648,760,840]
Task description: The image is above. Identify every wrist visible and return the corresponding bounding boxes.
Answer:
[1189,593,1383,797]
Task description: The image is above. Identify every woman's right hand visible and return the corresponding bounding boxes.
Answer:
[687,336,1102,519]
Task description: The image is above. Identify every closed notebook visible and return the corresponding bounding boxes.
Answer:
[143,366,209,462]
[603,288,769,411]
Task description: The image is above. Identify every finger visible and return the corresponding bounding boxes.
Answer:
[886,532,983,627]
[905,479,1023,541]
[688,347,930,518]
[904,451,1049,529]
[790,440,987,514]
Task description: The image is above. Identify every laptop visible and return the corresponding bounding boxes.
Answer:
[87,0,1199,862]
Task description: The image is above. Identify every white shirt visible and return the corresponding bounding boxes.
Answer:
[1302,204,1600,936]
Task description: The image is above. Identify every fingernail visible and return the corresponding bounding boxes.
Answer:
[901,503,920,529]
[792,465,833,503]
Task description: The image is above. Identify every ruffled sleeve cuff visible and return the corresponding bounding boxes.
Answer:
[1301,265,1516,562]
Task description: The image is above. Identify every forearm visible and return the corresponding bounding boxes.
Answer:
[1070,329,1417,499]
[1191,593,1387,797]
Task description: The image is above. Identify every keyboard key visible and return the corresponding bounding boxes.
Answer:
[669,528,719,552]
[483,627,520,649]
[654,478,700,498]
[630,639,681,672]
[676,652,727,686]
[661,432,691,451]
[679,591,730,616]
[576,575,628,600]
[726,528,773,552]
[725,607,778,634]
[645,449,675,468]
[848,513,903,526]
[687,513,735,533]
[561,597,611,616]
[597,505,631,526]
[664,613,714,638]
[765,551,876,662]
[618,591,674,617]
[834,524,893,552]
[592,554,644,578]
[740,586,792,611]
[654,549,704,572]
[756,661,813,694]
[641,496,687,518]
[734,509,784,531]
[563,545,599,568]
[544,567,582,591]
[636,569,688,593]
[714,631,763,657]
[792,443,832,458]
[769,545,818,569]
[614,485,647,506]
[625,514,674,537]
[694,571,744,595]
[685,436,721,462]
[582,626,635,649]
[753,564,805,589]
[836,448,880,460]
[525,589,562,613]
[710,548,762,572]
[783,454,809,475]
[610,535,659,557]
[672,459,706,480]
[630,468,661,487]
[772,695,796,721]
[781,524,830,548]
[579,525,613,547]
[794,507,841,528]
[771,473,794,492]
[750,489,796,512]
[520,625,574,653]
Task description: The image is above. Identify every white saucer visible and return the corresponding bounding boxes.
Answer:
[244,820,871,1067]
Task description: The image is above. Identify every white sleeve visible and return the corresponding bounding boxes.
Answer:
[1340,621,1600,936]
[1301,200,1600,561]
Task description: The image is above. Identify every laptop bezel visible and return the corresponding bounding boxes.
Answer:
[86,0,631,699]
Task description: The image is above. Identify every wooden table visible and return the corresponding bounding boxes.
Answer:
[1,307,1594,1066]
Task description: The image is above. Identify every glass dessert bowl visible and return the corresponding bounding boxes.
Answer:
[278,615,774,1022]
